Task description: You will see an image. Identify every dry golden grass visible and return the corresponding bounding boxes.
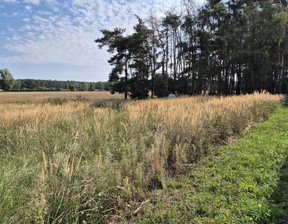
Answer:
[126,92,281,128]
[0,102,88,129]
[125,92,282,162]
[0,92,283,223]
[0,91,123,103]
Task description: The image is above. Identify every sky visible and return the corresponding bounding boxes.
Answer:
[0,0,204,82]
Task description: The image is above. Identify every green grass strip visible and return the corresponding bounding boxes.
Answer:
[132,106,288,224]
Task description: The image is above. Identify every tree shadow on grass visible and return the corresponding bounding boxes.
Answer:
[265,96,288,223]
[282,94,288,106]
[267,156,288,224]
[267,92,288,223]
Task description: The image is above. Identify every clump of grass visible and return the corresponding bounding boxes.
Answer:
[44,98,68,105]
[74,94,89,102]
[0,92,283,223]
[93,99,127,110]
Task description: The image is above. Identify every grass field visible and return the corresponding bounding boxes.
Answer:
[0,91,123,103]
[131,102,288,223]
[0,92,285,223]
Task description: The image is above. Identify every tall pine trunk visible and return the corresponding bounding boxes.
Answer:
[125,60,128,100]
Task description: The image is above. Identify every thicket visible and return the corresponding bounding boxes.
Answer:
[0,92,282,223]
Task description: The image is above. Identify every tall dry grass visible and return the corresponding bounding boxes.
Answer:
[125,92,281,167]
[0,92,283,223]
[0,102,88,129]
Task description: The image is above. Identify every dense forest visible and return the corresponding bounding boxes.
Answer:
[0,68,109,91]
[96,0,288,99]
[10,79,109,91]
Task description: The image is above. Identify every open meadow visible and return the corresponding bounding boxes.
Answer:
[0,91,123,103]
[0,92,286,223]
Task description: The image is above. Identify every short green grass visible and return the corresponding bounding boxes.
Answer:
[129,106,288,223]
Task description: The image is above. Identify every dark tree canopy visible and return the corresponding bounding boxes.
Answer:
[0,68,15,91]
[0,78,109,92]
[96,1,288,98]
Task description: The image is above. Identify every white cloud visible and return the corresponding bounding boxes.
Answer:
[23,0,40,4]
[22,17,30,22]
[1,0,187,81]
[2,0,19,3]
[45,0,57,4]
[52,6,59,12]
[24,5,32,11]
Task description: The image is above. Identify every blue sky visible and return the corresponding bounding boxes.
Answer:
[0,0,204,82]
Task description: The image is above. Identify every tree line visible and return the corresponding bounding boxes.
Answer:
[96,0,288,99]
[14,79,108,91]
[0,69,109,91]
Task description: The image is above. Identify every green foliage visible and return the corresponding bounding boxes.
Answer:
[12,80,21,90]
[89,82,95,91]
[98,81,104,91]
[11,79,109,91]
[96,16,153,99]
[69,84,76,91]
[83,82,89,91]
[0,68,15,91]
[96,1,288,96]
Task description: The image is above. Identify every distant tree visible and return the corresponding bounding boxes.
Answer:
[0,68,15,91]
[98,81,104,91]
[83,82,89,91]
[12,80,21,90]
[89,82,95,91]
[69,84,76,91]
[15,79,104,92]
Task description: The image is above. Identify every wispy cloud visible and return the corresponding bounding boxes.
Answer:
[25,5,32,11]
[23,0,40,4]
[2,0,19,3]
[0,0,186,81]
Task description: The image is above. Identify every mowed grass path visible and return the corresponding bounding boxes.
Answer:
[131,106,288,224]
